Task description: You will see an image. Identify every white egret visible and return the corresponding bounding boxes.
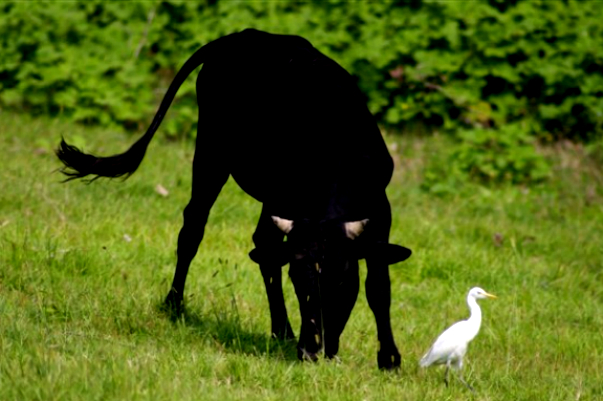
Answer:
[419,287,497,391]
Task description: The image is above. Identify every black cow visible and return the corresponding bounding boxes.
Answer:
[56,29,411,369]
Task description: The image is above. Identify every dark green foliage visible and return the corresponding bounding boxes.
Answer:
[1,0,601,140]
[422,123,551,194]
[453,124,551,184]
[1,1,600,186]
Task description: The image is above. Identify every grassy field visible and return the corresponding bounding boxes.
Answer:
[1,113,602,400]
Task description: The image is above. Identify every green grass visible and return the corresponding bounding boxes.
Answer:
[1,114,602,400]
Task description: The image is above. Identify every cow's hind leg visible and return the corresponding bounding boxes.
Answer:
[165,193,225,314]
[252,210,295,340]
[165,122,230,315]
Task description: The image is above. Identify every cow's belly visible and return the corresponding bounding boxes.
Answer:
[230,157,329,206]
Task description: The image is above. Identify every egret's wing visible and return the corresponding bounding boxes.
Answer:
[420,320,468,367]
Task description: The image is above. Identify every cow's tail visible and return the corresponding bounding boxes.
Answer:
[56,42,212,182]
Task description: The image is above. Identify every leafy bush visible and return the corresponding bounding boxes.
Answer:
[453,125,550,184]
[1,0,602,143]
[422,123,551,194]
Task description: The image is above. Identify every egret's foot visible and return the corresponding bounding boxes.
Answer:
[459,375,475,393]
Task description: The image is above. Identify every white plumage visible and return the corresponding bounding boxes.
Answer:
[420,287,496,391]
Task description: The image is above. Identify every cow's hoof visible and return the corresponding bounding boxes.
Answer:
[298,347,320,362]
[325,354,342,364]
[272,323,296,341]
[377,350,401,370]
[163,291,184,318]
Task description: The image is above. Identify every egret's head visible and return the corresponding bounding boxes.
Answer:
[469,287,497,300]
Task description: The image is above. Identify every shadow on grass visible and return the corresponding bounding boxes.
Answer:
[158,299,299,362]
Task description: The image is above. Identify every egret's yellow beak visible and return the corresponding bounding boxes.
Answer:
[485,292,497,299]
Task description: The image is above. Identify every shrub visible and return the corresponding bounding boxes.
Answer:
[1,1,601,143]
[422,123,551,195]
[453,124,550,183]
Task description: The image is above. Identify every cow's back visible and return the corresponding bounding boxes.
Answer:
[196,29,393,220]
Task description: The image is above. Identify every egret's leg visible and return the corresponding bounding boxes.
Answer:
[455,360,475,393]
[458,373,475,393]
[443,362,450,387]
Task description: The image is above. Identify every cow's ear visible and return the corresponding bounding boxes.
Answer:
[358,242,412,265]
[271,216,294,234]
[344,219,369,239]
[249,243,290,267]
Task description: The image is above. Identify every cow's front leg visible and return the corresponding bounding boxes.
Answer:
[290,263,323,361]
[259,264,295,340]
[322,259,360,360]
[252,210,294,340]
[365,259,400,370]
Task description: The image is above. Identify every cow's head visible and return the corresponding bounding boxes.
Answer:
[249,216,411,361]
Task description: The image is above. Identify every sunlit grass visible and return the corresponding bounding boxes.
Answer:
[1,114,602,400]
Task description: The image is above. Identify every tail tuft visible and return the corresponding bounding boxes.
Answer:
[56,137,148,182]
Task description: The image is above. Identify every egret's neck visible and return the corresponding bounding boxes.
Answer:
[466,295,482,339]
